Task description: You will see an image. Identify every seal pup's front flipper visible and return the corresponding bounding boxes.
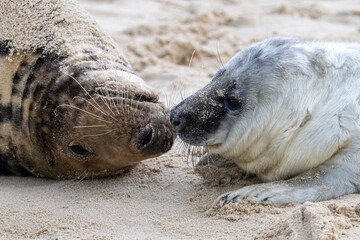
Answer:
[214,151,360,205]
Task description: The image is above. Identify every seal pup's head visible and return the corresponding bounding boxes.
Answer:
[170,37,325,179]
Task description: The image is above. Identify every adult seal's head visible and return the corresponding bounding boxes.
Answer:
[0,0,175,179]
[171,37,360,205]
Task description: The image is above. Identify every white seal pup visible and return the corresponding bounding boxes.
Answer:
[171,37,360,205]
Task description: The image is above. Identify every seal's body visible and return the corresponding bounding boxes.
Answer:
[0,0,175,179]
[171,37,360,205]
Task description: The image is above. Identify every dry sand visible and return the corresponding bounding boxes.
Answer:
[2,0,360,239]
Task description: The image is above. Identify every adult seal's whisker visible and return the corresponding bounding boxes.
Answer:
[65,73,107,115]
[72,96,107,116]
[56,104,111,123]
[73,124,107,129]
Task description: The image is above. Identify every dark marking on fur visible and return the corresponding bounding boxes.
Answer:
[0,163,13,175]
[12,72,22,84]
[11,87,21,96]
[0,141,32,176]
[22,73,36,99]
[20,61,28,68]
[12,107,23,128]
[0,40,12,56]
[0,105,12,122]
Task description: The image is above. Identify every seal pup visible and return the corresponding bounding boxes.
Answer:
[0,0,175,179]
[171,37,360,205]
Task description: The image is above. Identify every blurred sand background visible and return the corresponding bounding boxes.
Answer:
[1,0,360,239]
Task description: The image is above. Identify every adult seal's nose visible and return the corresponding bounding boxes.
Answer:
[137,123,174,155]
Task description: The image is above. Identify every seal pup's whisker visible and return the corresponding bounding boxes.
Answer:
[179,90,185,101]
[216,41,225,69]
[188,50,196,72]
[185,144,192,165]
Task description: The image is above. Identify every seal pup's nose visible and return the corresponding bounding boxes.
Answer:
[170,108,186,131]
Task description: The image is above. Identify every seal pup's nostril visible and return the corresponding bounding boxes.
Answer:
[173,120,181,127]
[171,116,185,130]
[170,109,185,130]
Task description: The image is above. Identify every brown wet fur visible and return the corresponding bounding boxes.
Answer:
[0,0,176,179]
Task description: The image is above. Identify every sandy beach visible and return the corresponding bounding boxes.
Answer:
[1,0,360,239]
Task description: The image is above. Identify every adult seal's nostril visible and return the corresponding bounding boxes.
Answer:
[139,129,153,149]
[138,125,155,151]
[137,124,173,155]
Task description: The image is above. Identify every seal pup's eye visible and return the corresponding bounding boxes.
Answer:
[68,142,93,158]
[225,97,243,111]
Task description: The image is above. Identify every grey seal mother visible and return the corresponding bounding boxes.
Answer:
[171,37,360,205]
[0,0,175,179]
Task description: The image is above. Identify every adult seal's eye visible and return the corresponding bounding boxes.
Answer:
[68,142,93,157]
[225,97,243,111]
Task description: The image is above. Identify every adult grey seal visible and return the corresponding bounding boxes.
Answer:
[171,37,360,205]
[0,0,175,179]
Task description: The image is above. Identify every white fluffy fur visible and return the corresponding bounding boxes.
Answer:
[209,39,360,205]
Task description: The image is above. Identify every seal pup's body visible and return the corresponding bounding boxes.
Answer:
[171,37,360,205]
[0,0,175,179]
